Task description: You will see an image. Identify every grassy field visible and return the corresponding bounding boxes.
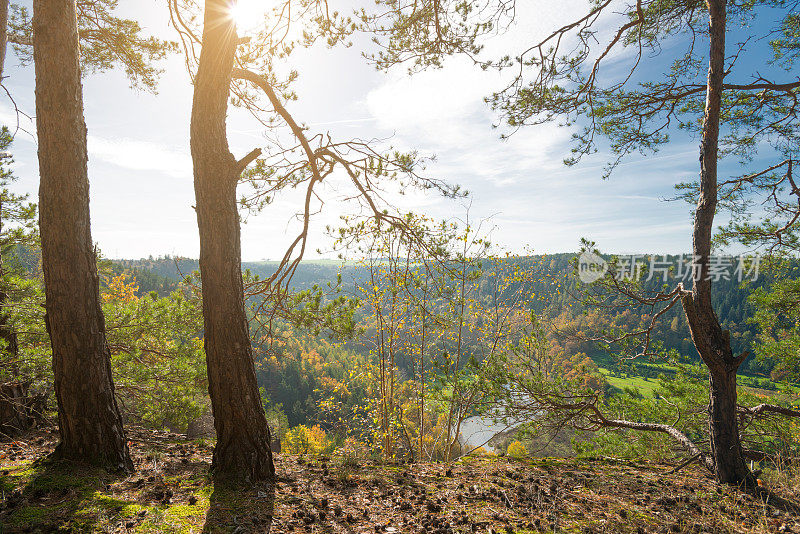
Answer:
[599,368,661,397]
[600,365,800,400]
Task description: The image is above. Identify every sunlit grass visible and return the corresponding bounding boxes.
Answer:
[600,368,660,397]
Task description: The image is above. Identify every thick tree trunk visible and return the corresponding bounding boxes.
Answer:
[32,0,132,470]
[709,364,752,483]
[682,0,754,487]
[191,0,274,483]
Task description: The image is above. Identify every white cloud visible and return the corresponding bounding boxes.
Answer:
[366,58,500,131]
[0,104,193,179]
[364,53,574,190]
[87,136,192,178]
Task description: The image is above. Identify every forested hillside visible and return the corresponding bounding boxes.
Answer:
[2,0,800,532]
[112,252,793,376]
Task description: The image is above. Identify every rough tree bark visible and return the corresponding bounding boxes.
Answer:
[681,0,754,487]
[191,0,274,483]
[32,0,132,470]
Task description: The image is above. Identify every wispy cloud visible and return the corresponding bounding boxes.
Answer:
[366,59,499,132]
[87,136,192,178]
[0,105,192,179]
[0,1,710,260]
[364,55,574,190]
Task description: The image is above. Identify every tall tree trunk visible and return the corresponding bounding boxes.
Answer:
[681,0,753,487]
[32,0,132,470]
[191,0,274,483]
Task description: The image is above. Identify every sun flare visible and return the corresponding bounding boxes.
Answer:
[229,0,269,32]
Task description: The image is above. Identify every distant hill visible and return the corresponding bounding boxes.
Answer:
[106,252,799,376]
[111,256,349,293]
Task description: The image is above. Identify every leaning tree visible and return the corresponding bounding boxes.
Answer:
[169,0,457,483]
[368,0,800,487]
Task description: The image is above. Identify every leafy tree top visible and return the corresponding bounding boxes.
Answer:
[8,0,176,92]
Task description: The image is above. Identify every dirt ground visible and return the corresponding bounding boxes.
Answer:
[1,427,799,533]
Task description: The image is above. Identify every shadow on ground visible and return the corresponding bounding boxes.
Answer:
[0,432,277,533]
[0,457,132,532]
[202,482,275,533]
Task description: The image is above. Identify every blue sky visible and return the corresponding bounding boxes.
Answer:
[0,0,780,261]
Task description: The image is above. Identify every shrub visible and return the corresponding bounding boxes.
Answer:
[334,437,371,467]
[471,446,496,457]
[283,424,332,456]
[507,440,527,459]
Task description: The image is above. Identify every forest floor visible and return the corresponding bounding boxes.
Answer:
[1,427,799,533]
